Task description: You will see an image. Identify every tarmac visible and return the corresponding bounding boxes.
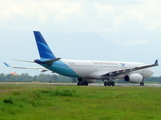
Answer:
[90,83,161,87]
[0,82,161,87]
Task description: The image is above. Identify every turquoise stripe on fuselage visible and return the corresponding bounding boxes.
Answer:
[39,60,80,78]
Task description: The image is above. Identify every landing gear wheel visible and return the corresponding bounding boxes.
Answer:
[77,81,81,86]
[104,82,108,86]
[85,82,88,86]
[81,82,85,86]
[108,82,111,86]
[111,81,115,86]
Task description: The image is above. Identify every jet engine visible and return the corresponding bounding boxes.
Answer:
[124,74,143,83]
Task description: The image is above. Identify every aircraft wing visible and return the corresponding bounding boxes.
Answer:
[102,60,159,76]
[3,62,48,72]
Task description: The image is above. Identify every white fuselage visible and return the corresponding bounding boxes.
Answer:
[61,59,154,80]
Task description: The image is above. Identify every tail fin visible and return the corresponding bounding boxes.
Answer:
[33,31,56,60]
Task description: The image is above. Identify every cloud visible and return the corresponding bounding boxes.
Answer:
[0,1,82,30]
[113,39,151,47]
[0,0,161,46]
[83,0,142,5]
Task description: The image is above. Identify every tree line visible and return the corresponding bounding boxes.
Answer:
[0,73,77,83]
[0,73,161,83]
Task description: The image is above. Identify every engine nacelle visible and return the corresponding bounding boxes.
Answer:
[124,74,143,83]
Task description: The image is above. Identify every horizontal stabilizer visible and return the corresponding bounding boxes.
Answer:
[4,62,11,67]
[43,58,61,66]
[34,58,61,66]
[3,62,48,71]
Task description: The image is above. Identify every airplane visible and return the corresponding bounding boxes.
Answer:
[4,31,159,86]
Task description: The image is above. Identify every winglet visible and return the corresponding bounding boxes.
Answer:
[3,62,11,67]
[154,59,159,66]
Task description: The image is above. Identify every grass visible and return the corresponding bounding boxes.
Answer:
[0,84,161,120]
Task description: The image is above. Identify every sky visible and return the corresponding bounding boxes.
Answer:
[0,0,161,76]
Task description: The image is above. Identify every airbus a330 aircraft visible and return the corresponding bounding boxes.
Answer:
[4,31,159,86]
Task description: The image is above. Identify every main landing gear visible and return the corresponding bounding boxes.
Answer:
[104,81,115,86]
[77,78,88,86]
[140,79,144,86]
[77,81,88,86]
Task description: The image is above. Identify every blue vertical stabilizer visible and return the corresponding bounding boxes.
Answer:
[33,31,56,60]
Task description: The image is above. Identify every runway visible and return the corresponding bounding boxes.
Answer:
[50,83,161,87]
[90,83,161,87]
[0,82,161,87]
